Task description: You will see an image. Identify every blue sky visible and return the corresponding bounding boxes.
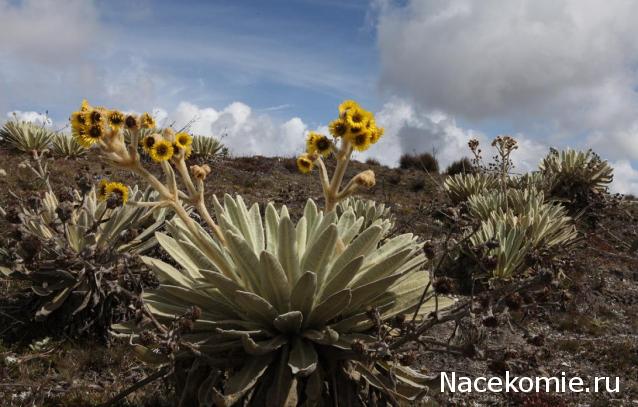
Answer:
[1,0,638,193]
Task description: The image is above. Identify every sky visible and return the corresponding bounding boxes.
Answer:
[1,0,638,193]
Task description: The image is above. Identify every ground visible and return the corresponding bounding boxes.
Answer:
[0,148,636,406]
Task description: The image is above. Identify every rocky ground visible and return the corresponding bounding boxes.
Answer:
[0,147,636,406]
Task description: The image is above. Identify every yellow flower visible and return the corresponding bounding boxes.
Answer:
[139,112,156,129]
[80,99,91,112]
[70,111,87,131]
[74,124,103,147]
[328,119,348,138]
[370,126,384,144]
[296,153,314,174]
[306,132,332,158]
[105,182,129,207]
[347,129,372,152]
[141,134,157,152]
[149,139,174,162]
[345,107,370,130]
[97,179,110,201]
[124,114,138,130]
[338,100,360,118]
[88,109,104,126]
[107,110,125,131]
[175,132,192,149]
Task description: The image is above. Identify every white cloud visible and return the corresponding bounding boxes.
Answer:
[165,101,307,157]
[5,111,53,127]
[610,160,638,195]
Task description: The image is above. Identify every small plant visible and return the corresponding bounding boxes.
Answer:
[445,157,475,176]
[336,196,395,236]
[444,173,499,204]
[1,165,167,336]
[365,157,380,166]
[0,120,55,153]
[399,152,439,172]
[51,133,86,158]
[191,134,224,158]
[539,148,613,205]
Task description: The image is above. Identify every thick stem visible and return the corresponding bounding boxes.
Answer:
[325,142,352,212]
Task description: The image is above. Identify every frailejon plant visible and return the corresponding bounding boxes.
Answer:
[0,120,56,153]
[336,196,395,237]
[51,133,86,158]
[467,188,578,278]
[191,134,224,158]
[443,172,499,204]
[70,99,453,404]
[539,148,613,199]
[0,161,166,334]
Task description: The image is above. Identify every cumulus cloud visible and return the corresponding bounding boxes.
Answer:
[376,0,638,192]
[165,101,307,157]
[610,160,638,195]
[357,99,547,173]
[6,111,53,127]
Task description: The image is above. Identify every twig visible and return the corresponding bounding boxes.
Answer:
[98,365,171,407]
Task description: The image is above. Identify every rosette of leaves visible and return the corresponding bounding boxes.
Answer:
[539,148,613,200]
[191,135,224,158]
[0,186,167,334]
[336,196,394,237]
[0,120,55,153]
[123,195,453,405]
[51,133,86,158]
[443,173,499,204]
[468,191,578,278]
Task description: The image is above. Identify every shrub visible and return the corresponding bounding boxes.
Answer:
[365,157,380,166]
[119,197,450,404]
[539,148,613,199]
[51,133,86,158]
[443,173,499,204]
[1,178,167,335]
[191,135,224,158]
[399,152,439,172]
[467,188,578,278]
[445,157,475,176]
[0,120,55,153]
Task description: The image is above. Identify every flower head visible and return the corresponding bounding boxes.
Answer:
[175,132,192,149]
[105,182,129,208]
[107,110,125,131]
[296,153,314,174]
[70,111,87,131]
[149,139,174,162]
[142,134,158,152]
[347,129,372,152]
[345,107,370,130]
[139,112,156,129]
[338,100,360,119]
[306,132,332,158]
[125,114,138,130]
[370,126,384,144]
[80,99,91,112]
[353,170,376,188]
[329,119,348,138]
[88,110,104,126]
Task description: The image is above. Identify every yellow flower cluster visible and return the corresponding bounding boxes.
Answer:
[70,100,156,148]
[296,100,384,174]
[97,179,129,206]
[70,100,193,163]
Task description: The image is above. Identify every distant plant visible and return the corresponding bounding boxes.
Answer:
[0,120,55,153]
[444,173,499,204]
[445,157,475,176]
[539,148,613,204]
[191,135,224,158]
[399,152,439,172]
[365,157,380,166]
[51,133,86,158]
